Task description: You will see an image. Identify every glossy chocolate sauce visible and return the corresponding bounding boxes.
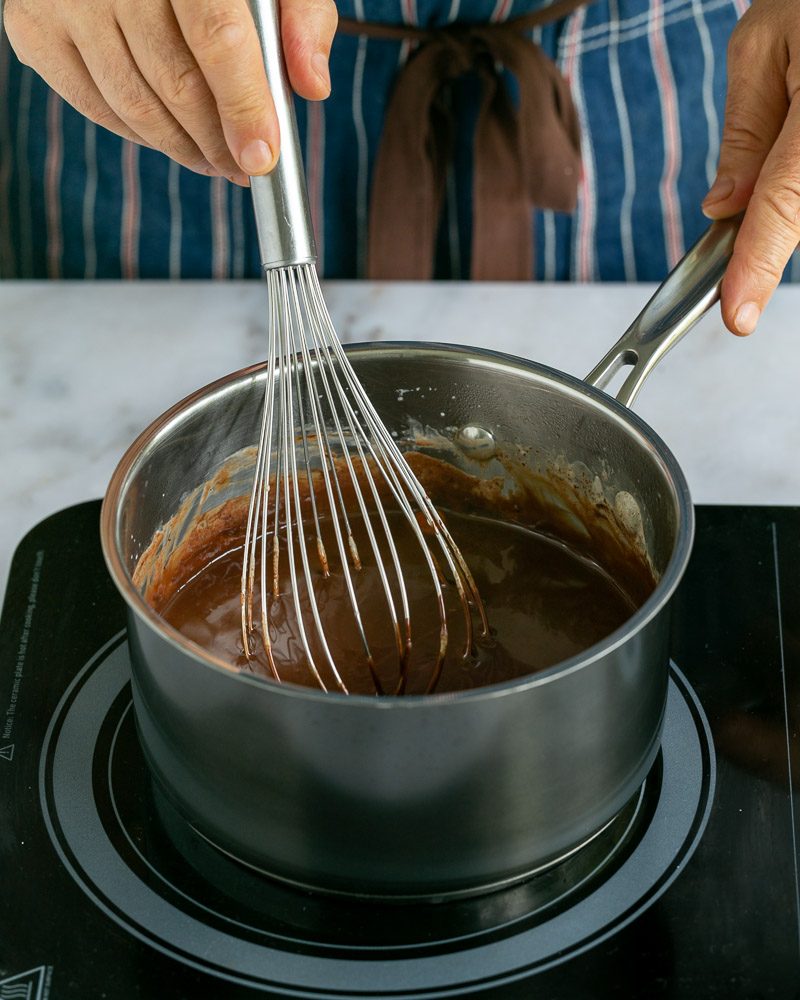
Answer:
[154,507,642,696]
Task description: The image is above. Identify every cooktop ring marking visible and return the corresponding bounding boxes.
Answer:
[39,637,716,997]
[108,697,651,950]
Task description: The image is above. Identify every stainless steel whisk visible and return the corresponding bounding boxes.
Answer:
[241,0,487,694]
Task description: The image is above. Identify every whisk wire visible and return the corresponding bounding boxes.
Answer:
[280,270,347,692]
[241,280,278,673]
[292,297,408,693]
[305,274,483,659]
[284,268,378,692]
[296,273,415,687]
[242,263,487,694]
[337,373,486,646]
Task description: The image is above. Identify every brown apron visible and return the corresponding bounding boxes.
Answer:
[337,0,592,280]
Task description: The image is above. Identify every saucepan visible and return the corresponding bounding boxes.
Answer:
[100,217,738,898]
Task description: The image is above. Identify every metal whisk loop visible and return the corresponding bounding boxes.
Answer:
[240,262,489,694]
[296,269,451,689]
[286,272,410,693]
[304,276,489,645]
[282,268,390,693]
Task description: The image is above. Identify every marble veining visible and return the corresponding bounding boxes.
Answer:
[1,279,798,604]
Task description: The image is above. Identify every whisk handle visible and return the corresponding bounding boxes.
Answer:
[245,0,318,269]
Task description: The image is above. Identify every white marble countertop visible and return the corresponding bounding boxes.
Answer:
[1,279,798,605]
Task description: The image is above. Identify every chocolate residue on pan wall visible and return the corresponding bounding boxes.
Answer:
[404,450,657,608]
[132,447,256,617]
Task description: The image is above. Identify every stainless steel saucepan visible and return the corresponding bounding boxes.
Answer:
[100,218,738,898]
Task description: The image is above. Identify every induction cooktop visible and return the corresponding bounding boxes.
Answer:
[1,502,798,998]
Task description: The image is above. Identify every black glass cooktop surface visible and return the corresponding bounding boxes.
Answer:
[1,502,798,998]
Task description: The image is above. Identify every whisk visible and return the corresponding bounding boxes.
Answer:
[240,0,487,695]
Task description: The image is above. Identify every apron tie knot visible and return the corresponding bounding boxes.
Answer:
[338,1,590,279]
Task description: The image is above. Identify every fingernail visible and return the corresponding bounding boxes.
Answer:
[702,175,735,208]
[734,300,760,336]
[312,52,331,93]
[239,139,274,175]
[228,172,250,187]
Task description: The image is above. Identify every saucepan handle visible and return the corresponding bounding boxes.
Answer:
[585,216,742,408]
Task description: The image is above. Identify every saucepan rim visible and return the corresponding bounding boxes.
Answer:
[99,340,694,706]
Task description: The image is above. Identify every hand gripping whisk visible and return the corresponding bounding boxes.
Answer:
[240,0,488,694]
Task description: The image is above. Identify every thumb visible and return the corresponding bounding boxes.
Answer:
[280,0,338,101]
[702,18,789,219]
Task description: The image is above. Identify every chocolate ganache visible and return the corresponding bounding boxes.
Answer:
[143,453,656,695]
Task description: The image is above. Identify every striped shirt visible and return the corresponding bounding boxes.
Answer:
[1,0,780,283]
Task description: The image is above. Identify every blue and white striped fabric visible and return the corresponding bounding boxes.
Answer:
[0,0,768,282]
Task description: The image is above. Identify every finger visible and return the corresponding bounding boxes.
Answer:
[115,0,242,178]
[280,0,337,100]
[13,36,157,152]
[1,2,145,145]
[702,16,789,220]
[172,0,278,176]
[71,17,246,181]
[720,95,800,335]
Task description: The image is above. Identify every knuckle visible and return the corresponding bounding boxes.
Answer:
[159,136,197,164]
[721,111,769,156]
[90,104,121,132]
[129,121,198,165]
[50,65,86,109]
[759,177,800,230]
[67,91,131,142]
[741,247,783,287]
[727,20,762,65]
[187,8,248,61]
[735,208,798,288]
[203,139,237,168]
[219,89,268,126]
[119,90,163,125]
[156,60,207,109]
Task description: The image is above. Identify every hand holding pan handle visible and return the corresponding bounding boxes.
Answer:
[586,216,742,408]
